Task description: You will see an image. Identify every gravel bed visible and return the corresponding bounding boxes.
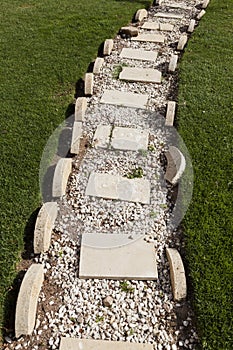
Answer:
[4,1,202,349]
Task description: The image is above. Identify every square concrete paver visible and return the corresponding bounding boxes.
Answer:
[60,338,154,350]
[111,127,149,151]
[100,90,148,109]
[131,33,165,43]
[79,234,158,280]
[93,125,112,148]
[119,67,161,84]
[85,173,150,204]
[154,12,183,19]
[142,21,174,32]
[120,48,158,62]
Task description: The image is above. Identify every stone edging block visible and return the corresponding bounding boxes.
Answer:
[34,202,58,254]
[84,73,94,96]
[15,264,44,338]
[52,158,72,198]
[166,248,187,301]
[71,122,82,154]
[202,0,210,9]
[177,34,188,51]
[187,19,196,33]
[168,54,178,72]
[135,9,148,22]
[103,39,114,55]
[165,146,186,185]
[93,57,104,74]
[75,97,87,122]
[165,101,176,126]
[197,9,206,20]
[120,26,139,37]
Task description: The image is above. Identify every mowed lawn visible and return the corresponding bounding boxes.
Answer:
[178,0,233,349]
[0,0,152,337]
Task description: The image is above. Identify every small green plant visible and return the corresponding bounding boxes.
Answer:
[160,203,167,209]
[138,149,148,157]
[112,63,128,79]
[120,281,134,293]
[148,145,155,152]
[129,328,134,335]
[150,211,157,218]
[95,315,104,323]
[58,250,63,257]
[127,167,143,179]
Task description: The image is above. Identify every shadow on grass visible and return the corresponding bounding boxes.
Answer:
[114,0,152,9]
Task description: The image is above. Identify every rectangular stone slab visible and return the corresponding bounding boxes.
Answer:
[100,90,148,109]
[142,22,174,31]
[111,126,149,151]
[60,338,154,350]
[79,234,158,280]
[131,33,165,43]
[85,172,150,204]
[93,125,112,148]
[154,12,183,19]
[119,67,161,84]
[120,48,158,62]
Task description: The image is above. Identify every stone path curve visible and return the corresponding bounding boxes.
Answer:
[6,1,210,350]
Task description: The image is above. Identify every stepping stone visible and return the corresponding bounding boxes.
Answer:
[84,73,94,95]
[60,338,154,350]
[111,126,149,151]
[85,172,150,204]
[34,202,58,254]
[135,8,148,22]
[197,9,206,20]
[166,248,187,301]
[103,39,114,55]
[120,26,138,37]
[154,12,183,19]
[75,97,87,122]
[177,34,188,50]
[142,21,174,32]
[100,90,148,109]
[79,234,158,280]
[166,3,192,10]
[187,19,196,33]
[168,54,178,72]
[119,67,162,83]
[71,122,82,154]
[15,264,44,338]
[132,33,165,43]
[52,158,72,197]
[165,146,186,185]
[202,0,210,9]
[160,22,174,31]
[165,101,176,126]
[93,125,112,149]
[120,48,158,62]
[93,57,104,74]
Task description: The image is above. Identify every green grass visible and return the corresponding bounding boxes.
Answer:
[0,0,152,337]
[178,1,233,349]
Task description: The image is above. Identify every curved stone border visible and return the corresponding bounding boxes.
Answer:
[135,9,147,22]
[84,73,94,96]
[15,264,44,338]
[166,248,187,301]
[197,9,206,20]
[71,121,82,154]
[75,97,87,122]
[165,101,176,126]
[168,54,178,73]
[202,0,210,9]
[52,158,72,198]
[187,19,196,33]
[34,202,58,254]
[165,146,186,185]
[93,57,104,74]
[177,34,188,51]
[103,39,113,55]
